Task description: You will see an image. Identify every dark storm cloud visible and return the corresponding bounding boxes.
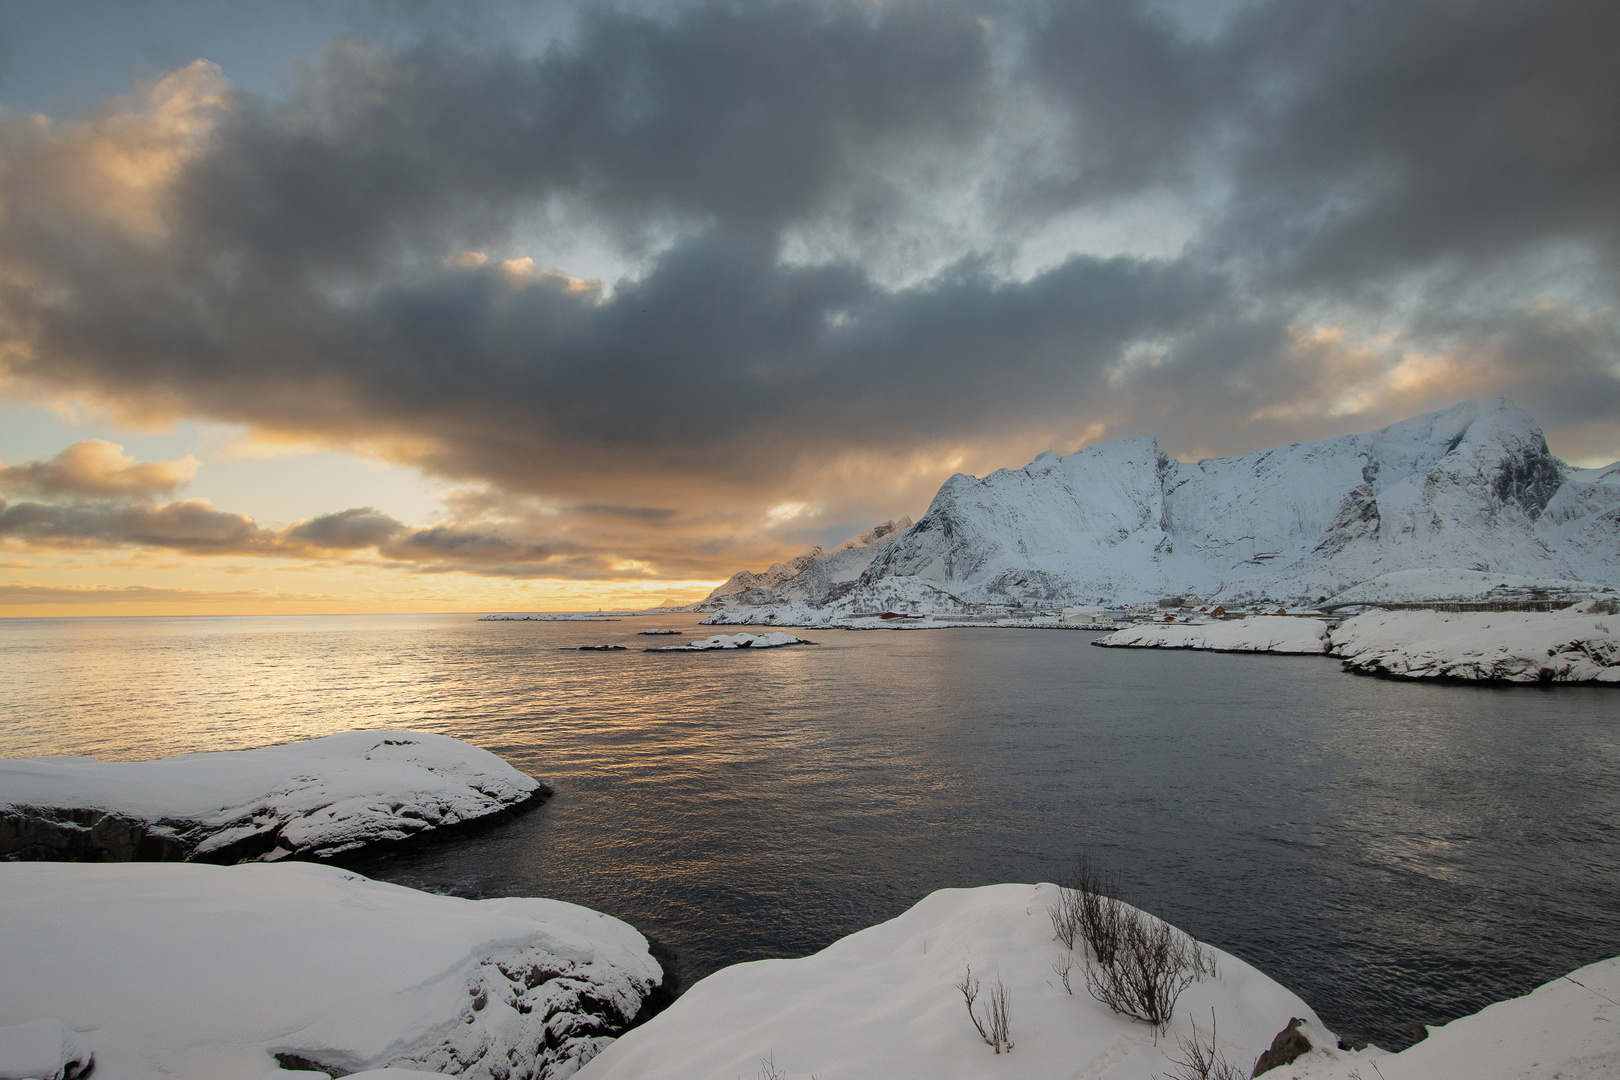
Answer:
[1205,0,1620,286]
[1,0,1618,583]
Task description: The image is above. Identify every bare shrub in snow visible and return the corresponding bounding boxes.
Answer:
[956,964,1014,1054]
[1049,878,1085,949]
[1083,903,1213,1031]
[1050,855,1125,963]
[1051,856,1217,1031]
[1158,1012,1245,1080]
[755,1050,786,1080]
[1052,954,1075,995]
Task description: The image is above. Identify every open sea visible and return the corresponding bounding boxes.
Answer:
[3,611,1617,1051]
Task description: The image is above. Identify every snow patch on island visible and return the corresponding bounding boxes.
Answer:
[1095,616,1330,654]
[577,882,1337,1080]
[0,862,663,1080]
[649,632,814,651]
[0,731,545,863]
[1330,607,1620,683]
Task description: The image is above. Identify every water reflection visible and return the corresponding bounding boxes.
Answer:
[2,614,1617,1050]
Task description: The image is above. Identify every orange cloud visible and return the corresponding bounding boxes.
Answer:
[0,440,198,498]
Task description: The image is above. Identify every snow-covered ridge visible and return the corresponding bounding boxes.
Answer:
[0,862,663,1080]
[0,731,546,863]
[710,398,1620,614]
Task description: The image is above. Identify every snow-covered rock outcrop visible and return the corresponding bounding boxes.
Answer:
[578,882,1337,1080]
[1096,616,1330,654]
[1288,956,1620,1080]
[648,632,813,651]
[746,398,1618,612]
[0,862,663,1080]
[0,731,546,863]
[1330,607,1620,683]
[700,518,914,609]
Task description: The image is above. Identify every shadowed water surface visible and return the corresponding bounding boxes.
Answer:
[2,612,1616,1050]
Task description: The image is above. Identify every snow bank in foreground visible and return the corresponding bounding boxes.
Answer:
[1331,608,1620,683]
[0,1019,93,1080]
[1095,616,1329,654]
[650,632,814,651]
[0,862,662,1080]
[1289,956,1620,1080]
[0,731,545,863]
[578,883,1340,1080]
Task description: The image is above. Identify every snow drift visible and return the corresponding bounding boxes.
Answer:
[0,862,662,1080]
[577,882,1342,1080]
[0,731,546,863]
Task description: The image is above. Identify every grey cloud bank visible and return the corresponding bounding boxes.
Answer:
[1,0,1616,581]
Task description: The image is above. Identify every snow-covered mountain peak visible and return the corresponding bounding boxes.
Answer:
[706,398,1617,611]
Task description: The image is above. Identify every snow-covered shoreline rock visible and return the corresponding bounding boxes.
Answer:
[0,862,664,1080]
[1095,616,1330,654]
[0,731,547,863]
[1288,956,1619,1080]
[648,631,814,651]
[578,882,1340,1080]
[1330,607,1620,683]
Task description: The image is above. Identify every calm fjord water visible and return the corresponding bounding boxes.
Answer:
[3,612,1617,1050]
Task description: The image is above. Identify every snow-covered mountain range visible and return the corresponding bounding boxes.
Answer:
[702,517,913,608]
[704,398,1620,611]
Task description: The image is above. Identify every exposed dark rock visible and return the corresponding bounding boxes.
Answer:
[1,785,550,865]
[1252,1017,1312,1076]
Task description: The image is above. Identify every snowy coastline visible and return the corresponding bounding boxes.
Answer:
[578,882,1620,1080]
[0,731,546,863]
[1094,615,1329,654]
[1330,606,1620,684]
[4,869,1614,1080]
[0,862,663,1080]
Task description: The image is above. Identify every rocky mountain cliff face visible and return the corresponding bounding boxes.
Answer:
[709,398,1620,611]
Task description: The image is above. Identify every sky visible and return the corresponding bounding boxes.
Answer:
[1,0,1617,616]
